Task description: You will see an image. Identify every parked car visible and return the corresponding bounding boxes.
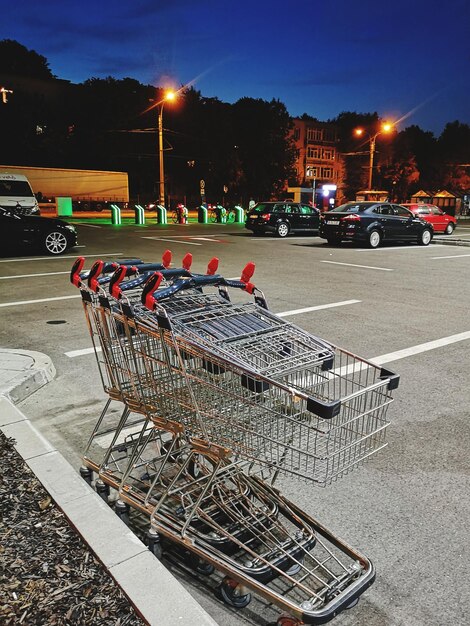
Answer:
[319,201,433,248]
[245,201,320,237]
[400,203,456,234]
[0,207,78,255]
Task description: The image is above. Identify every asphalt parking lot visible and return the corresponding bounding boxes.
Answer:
[2,220,470,626]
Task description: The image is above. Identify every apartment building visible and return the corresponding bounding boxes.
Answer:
[290,118,343,206]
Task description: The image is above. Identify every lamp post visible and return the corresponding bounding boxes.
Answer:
[355,123,393,190]
[158,90,176,207]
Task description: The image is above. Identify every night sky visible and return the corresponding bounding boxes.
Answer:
[3,0,469,135]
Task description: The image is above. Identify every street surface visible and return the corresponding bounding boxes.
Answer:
[1,220,470,626]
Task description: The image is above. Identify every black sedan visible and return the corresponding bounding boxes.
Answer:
[0,207,78,255]
[319,201,433,248]
[245,201,320,237]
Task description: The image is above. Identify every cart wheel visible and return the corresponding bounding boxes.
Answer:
[188,453,212,479]
[187,553,215,576]
[147,529,163,560]
[345,597,359,609]
[285,559,303,577]
[95,479,109,504]
[217,577,251,608]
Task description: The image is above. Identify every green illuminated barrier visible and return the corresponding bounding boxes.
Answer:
[217,205,227,223]
[156,205,167,224]
[234,205,245,223]
[110,204,122,225]
[198,205,208,223]
[57,197,73,217]
[134,205,146,225]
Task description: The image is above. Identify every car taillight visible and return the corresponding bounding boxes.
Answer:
[340,214,360,222]
[261,213,270,221]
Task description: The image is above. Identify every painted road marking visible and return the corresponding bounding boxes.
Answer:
[277,300,361,317]
[431,253,470,259]
[320,260,393,271]
[356,245,445,251]
[66,346,98,358]
[0,271,70,280]
[142,237,202,246]
[0,295,81,308]
[371,331,470,364]
[0,253,123,263]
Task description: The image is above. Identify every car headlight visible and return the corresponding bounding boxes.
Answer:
[65,225,76,233]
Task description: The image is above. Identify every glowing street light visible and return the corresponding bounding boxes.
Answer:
[355,123,394,190]
[158,90,176,207]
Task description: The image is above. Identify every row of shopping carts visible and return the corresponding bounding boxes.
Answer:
[69,250,399,625]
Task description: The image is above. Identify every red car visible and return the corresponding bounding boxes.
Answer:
[401,203,456,235]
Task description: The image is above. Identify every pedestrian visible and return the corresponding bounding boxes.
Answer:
[248,198,256,210]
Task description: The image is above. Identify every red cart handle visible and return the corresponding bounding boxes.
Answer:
[207,257,219,275]
[141,272,164,310]
[162,249,172,268]
[70,257,85,287]
[88,260,105,293]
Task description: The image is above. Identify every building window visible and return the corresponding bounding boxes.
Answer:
[321,167,333,179]
[307,147,320,159]
[293,128,300,141]
[306,167,318,178]
[307,128,322,142]
[322,149,334,160]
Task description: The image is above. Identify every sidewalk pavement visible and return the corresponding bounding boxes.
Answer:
[0,348,219,626]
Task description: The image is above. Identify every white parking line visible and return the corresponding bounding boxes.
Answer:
[431,253,470,260]
[356,245,445,251]
[0,271,70,280]
[320,261,393,271]
[0,253,123,263]
[371,331,470,364]
[66,346,99,358]
[142,237,202,246]
[277,300,361,317]
[0,295,81,308]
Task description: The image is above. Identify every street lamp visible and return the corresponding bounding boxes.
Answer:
[158,90,176,207]
[355,123,393,190]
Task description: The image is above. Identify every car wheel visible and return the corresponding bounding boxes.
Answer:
[418,228,433,246]
[276,222,289,238]
[44,231,69,255]
[444,222,454,235]
[326,237,341,245]
[368,229,381,248]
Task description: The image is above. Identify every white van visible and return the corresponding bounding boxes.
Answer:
[0,173,40,215]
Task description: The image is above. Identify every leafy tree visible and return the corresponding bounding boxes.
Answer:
[232,97,296,200]
[0,39,55,79]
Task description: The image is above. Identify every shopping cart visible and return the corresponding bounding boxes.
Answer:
[70,253,399,625]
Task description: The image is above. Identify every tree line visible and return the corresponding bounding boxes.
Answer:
[1,39,469,206]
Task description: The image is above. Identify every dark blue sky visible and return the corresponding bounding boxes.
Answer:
[3,0,469,135]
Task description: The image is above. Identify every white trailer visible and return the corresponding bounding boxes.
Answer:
[0,165,129,211]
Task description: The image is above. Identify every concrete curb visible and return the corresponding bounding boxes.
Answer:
[0,348,56,404]
[0,396,219,626]
[432,236,470,247]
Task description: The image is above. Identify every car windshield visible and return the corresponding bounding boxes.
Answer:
[329,202,370,213]
[0,180,33,196]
